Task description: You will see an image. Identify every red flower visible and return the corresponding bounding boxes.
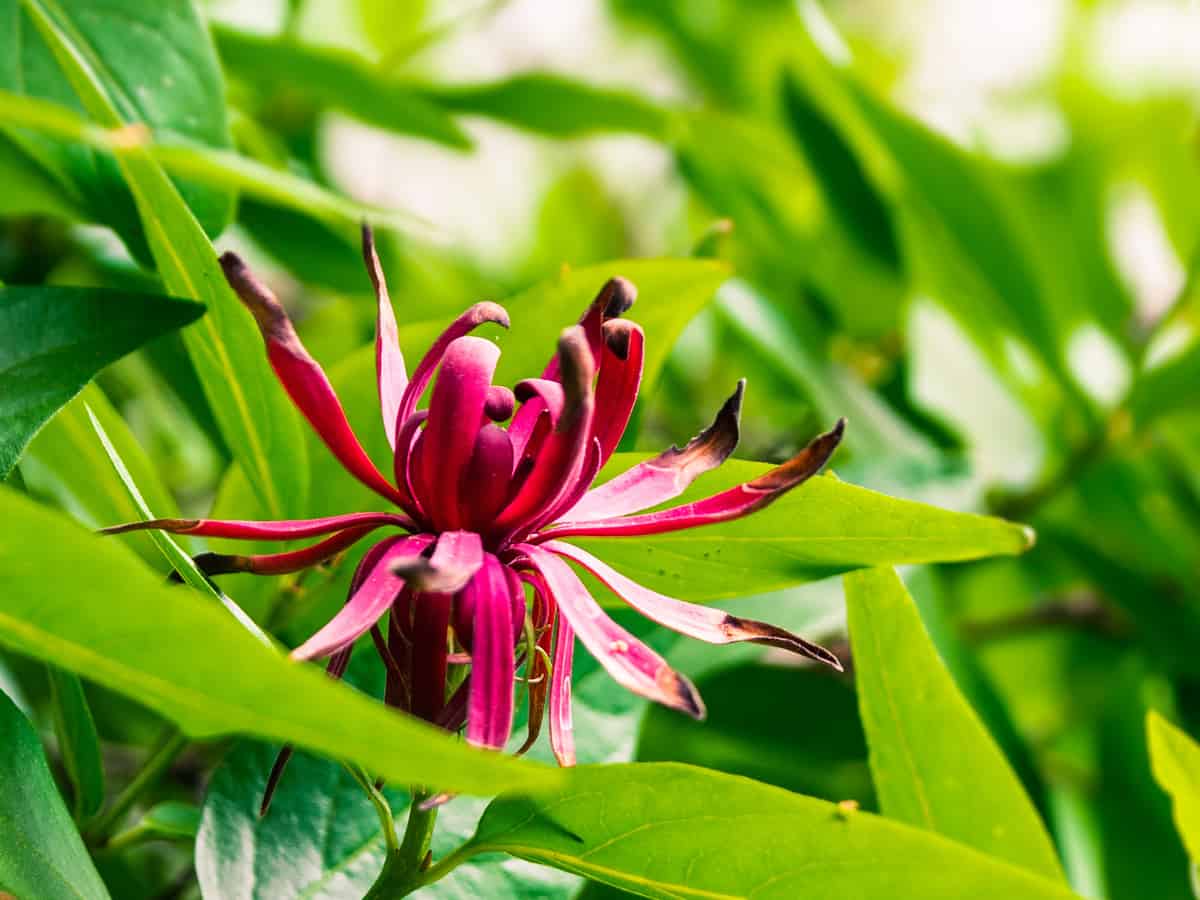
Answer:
[108,226,843,774]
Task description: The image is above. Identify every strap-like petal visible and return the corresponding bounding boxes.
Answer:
[219,252,406,506]
[539,419,844,540]
[362,224,408,450]
[549,613,576,766]
[184,524,383,576]
[546,540,841,670]
[101,511,412,541]
[591,319,644,465]
[515,545,704,720]
[465,555,517,750]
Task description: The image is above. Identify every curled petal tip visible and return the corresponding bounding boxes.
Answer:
[750,419,845,493]
[660,379,743,474]
[598,276,637,318]
[467,300,510,330]
[723,615,842,670]
[556,325,595,430]
[601,318,641,361]
[660,669,706,721]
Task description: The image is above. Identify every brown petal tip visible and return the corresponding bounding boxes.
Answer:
[658,667,707,721]
[595,276,637,319]
[360,223,386,290]
[750,417,845,493]
[658,379,744,476]
[466,301,511,330]
[99,517,200,536]
[601,319,642,361]
[724,615,843,671]
[219,252,287,336]
[556,326,595,430]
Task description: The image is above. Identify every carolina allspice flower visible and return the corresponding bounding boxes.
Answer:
[106,225,844,792]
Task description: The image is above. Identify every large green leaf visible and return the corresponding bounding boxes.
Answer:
[0,487,557,795]
[0,686,110,900]
[1148,712,1200,864]
[22,0,311,519]
[463,764,1079,899]
[421,73,672,138]
[844,567,1064,881]
[574,457,1033,600]
[0,284,203,478]
[0,0,235,257]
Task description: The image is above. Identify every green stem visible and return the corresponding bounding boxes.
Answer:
[347,764,399,854]
[87,726,187,845]
[364,791,442,899]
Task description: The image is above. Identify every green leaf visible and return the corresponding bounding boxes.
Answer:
[465,764,1079,899]
[213,26,472,149]
[0,0,235,257]
[20,0,311,519]
[1148,712,1200,864]
[844,566,1064,881]
[47,665,105,823]
[108,801,200,850]
[421,73,673,138]
[576,457,1033,601]
[0,686,110,900]
[0,284,203,478]
[403,258,731,392]
[0,487,558,796]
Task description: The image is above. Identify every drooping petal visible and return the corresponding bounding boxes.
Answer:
[101,511,413,541]
[515,544,704,720]
[419,336,501,530]
[362,224,407,450]
[390,530,484,594]
[395,302,510,427]
[183,524,382,577]
[591,319,644,465]
[409,591,453,721]
[464,555,517,750]
[539,418,845,540]
[545,540,842,670]
[219,252,406,506]
[493,328,595,542]
[548,613,576,766]
[290,534,434,661]
[564,381,743,522]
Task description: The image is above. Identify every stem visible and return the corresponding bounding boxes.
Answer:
[87,726,187,845]
[364,791,441,899]
[347,764,399,853]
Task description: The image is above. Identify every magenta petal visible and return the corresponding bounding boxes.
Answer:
[546,540,841,670]
[219,253,407,506]
[516,544,705,720]
[541,276,637,381]
[291,534,434,661]
[549,613,576,766]
[363,225,408,450]
[191,524,384,576]
[391,530,484,594]
[410,591,453,721]
[564,381,744,521]
[420,336,501,530]
[541,419,845,540]
[484,385,515,422]
[591,320,644,465]
[460,424,515,530]
[464,556,516,750]
[396,302,510,427]
[101,511,413,541]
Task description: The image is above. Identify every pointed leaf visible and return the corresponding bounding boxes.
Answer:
[1148,711,1200,864]
[844,567,1064,881]
[47,665,105,823]
[0,285,202,477]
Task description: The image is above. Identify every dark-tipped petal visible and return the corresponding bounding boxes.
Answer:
[540,276,638,381]
[465,556,517,750]
[546,540,842,670]
[290,534,434,661]
[362,224,408,450]
[185,525,383,577]
[219,252,407,506]
[395,302,510,428]
[390,530,483,594]
[101,511,413,541]
[590,320,644,466]
[563,380,744,522]
[516,545,705,721]
[540,418,845,540]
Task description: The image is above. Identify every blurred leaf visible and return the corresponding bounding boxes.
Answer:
[109,801,200,849]
[423,73,672,138]
[637,663,874,802]
[519,168,628,280]
[47,665,104,823]
[0,284,203,478]
[1130,262,1200,426]
[0,686,110,900]
[576,456,1033,600]
[467,764,1079,899]
[0,0,235,258]
[0,488,558,795]
[22,2,312,519]
[844,567,1064,881]
[214,27,471,149]
[0,131,82,218]
[1149,712,1200,865]
[22,385,183,567]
